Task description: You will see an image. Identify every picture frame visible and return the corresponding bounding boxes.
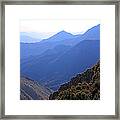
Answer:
[0,0,119,119]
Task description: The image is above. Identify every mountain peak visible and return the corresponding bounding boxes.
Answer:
[59,30,68,33]
[60,30,66,32]
[53,30,74,38]
[58,30,73,35]
[44,30,74,42]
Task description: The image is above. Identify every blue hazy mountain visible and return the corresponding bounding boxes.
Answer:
[20,31,78,59]
[21,40,99,90]
[20,32,48,43]
[21,44,72,69]
[80,24,100,40]
[20,24,100,59]
[20,24,100,91]
[42,30,75,42]
[20,34,42,43]
[45,40,100,90]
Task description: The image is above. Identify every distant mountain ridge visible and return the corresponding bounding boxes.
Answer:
[20,24,100,43]
[20,35,42,43]
[20,24,100,59]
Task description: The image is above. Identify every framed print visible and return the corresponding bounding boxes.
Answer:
[0,0,119,119]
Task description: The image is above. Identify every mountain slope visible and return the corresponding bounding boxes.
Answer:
[43,40,100,90]
[49,61,100,100]
[21,44,72,72]
[21,40,99,91]
[20,77,53,100]
[80,24,100,40]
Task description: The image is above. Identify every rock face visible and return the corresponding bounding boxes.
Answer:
[49,61,100,100]
[20,77,53,100]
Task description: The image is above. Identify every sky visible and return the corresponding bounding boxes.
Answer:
[20,20,100,39]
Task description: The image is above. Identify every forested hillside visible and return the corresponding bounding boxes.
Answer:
[49,61,100,100]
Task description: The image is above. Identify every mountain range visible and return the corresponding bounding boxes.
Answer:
[20,24,100,92]
[20,24,100,59]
